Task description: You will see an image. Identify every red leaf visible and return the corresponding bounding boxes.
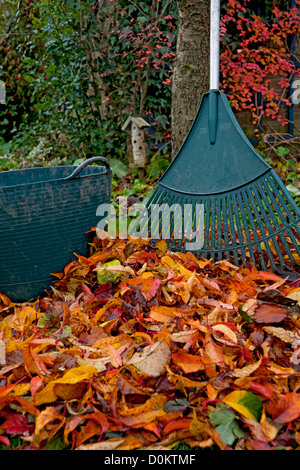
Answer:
[273,393,300,423]
[0,435,10,448]
[0,414,34,435]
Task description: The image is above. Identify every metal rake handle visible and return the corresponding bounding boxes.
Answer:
[210,0,220,90]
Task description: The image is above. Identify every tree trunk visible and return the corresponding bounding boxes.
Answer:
[171,0,210,157]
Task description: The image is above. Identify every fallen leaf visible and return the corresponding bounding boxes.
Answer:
[223,390,263,422]
[34,366,97,406]
[273,393,300,424]
[171,351,204,374]
[232,356,262,378]
[125,341,171,377]
[118,394,167,416]
[253,303,288,323]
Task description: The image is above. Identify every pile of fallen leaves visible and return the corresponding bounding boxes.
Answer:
[1,233,300,451]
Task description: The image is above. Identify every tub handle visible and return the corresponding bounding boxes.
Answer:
[65,156,111,180]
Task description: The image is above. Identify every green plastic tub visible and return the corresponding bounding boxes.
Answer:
[0,157,112,302]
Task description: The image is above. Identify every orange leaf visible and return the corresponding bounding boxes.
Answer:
[243,272,283,283]
[163,417,192,435]
[118,408,166,427]
[30,376,44,399]
[23,346,51,376]
[0,383,18,399]
[34,405,66,444]
[74,411,109,448]
[141,277,161,301]
[105,342,123,368]
[203,332,225,367]
[171,351,204,373]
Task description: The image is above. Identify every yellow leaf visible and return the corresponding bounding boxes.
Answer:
[232,356,262,378]
[118,394,167,416]
[189,409,207,440]
[11,382,31,396]
[34,366,97,406]
[223,390,263,422]
[5,334,36,353]
[141,271,153,279]
[211,324,238,345]
[161,255,177,270]
[263,326,300,344]
[260,408,278,442]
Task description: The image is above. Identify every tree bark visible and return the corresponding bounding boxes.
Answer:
[171,0,210,157]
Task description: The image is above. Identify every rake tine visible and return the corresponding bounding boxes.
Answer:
[175,195,186,246]
[147,189,167,239]
[240,188,259,266]
[226,194,239,266]
[167,193,179,245]
[250,183,279,270]
[216,196,223,261]
[269,174,297,223]
[260,175,297,262]
[254,180,286,268]
[202,198,211,260]
[221,195,231,261]
[183,196,195,250]
[271,173,300,217]
[236,190,255,265]
[231,193,247,262]
[210,198,217,262]
[245,184,271,269]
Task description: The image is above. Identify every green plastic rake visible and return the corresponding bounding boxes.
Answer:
[133,0,300,272]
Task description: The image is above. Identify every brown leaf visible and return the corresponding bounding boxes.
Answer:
[53,381,88,401]
[117,375,154,396]
[257,289,296,306]
[125,341,171,377]
[253,303,288,323]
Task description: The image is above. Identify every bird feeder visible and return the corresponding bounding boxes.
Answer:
[122,117,150,174]
[0,81,5,105]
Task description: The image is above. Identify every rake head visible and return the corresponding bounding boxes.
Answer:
[133,91,300,273]
[140,170,300,272]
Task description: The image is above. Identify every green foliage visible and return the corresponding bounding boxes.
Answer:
[146,150,171,178]
[209,404,245,446]
[108,158,128,179]
[277,146,290,159]
[0,0,177,164]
